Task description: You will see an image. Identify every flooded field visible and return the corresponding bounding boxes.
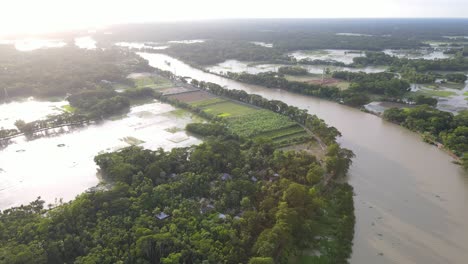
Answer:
[289,49,365,64]
[336,33,374,37]
[115,42,169,50]
[364,101,413,115]
[74,36,97,49]
[251,41,273,47]
[0,98,68,129]
[383,49,453,60]
[411,83,468,113]
[0,101,201,209]
[167,39,205,44]
[206,59,387,75]
[0,36,99,51]
[0,39,67,51]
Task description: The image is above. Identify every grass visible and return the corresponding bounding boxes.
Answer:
[132,75,173,89]
[254,125,305,140]
[414,89,456,98]
[442,82,466,90]
[113,83,132,91]
[284,75,350,90]
[201,101,258,117]
[165,127,183,133]
[61,105,76,113]
[284,74,323,82]
[190,97,227,107]
[423,84,439,89]
[227,110,298,137]
[335,81,351,90]
[273,133,312,147]
[168,109,191,118]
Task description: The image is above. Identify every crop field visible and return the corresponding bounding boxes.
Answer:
[225,110,298,137]
[253,125,304,139]
[198,101,259,117]
[191,97,227,107]
[179,96,312,145]
[168,90,215,102]
[132,75,174,89]
[414,89,456,98]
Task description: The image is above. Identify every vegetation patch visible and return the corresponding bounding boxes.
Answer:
[301,50,330,56]
[254,125,305,140]
[226,110,298,137]
[164,126,183,133]
[201,101,258,117]
[167,90,215,103]
[190,97,227,107]
[61,105,76,113]
[132,75,173,89]
[120,136,145,146]
[414,89,456,98]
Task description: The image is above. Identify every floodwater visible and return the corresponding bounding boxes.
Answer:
[251,41,273,48]
[206,59,386,75]
[115,42,169,50]
[336,33,373,37]
[0,101,201,209]
[289,49,365,64]
[74,36,97,49]
[383,49,453,60]
[0,98,68,129]
[140,52,468,264]
[0,39,67,51]
[167,39,205,44]
[411,83,468,113]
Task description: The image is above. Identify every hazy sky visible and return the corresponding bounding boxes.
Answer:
[0,0,466,36]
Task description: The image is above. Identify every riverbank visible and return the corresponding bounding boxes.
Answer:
[201,66,466,166]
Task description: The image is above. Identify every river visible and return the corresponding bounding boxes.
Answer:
[139,52,468,264]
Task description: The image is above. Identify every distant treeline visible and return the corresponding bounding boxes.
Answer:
[98,19,468,47]
[354,51,468,71]
[0,46,150,100]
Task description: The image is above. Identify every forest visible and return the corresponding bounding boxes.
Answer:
[354,51,468,73]
[161,40,288,66]
[0,45,150,100]
[0,128,354,264]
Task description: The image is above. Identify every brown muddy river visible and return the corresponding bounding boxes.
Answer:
[140,52,468,264]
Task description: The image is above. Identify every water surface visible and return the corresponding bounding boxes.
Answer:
[206,59,386,75]
[290,49,365,64]
[0,101,201,209]
[0,98,68,129]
